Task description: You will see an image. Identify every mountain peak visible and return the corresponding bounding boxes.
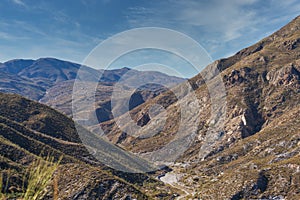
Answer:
[122,66,131,70]
[200,15,300,74]
[2,59,35,74]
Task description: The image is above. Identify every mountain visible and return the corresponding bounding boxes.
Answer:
[39,67,184,118]
[0,58,184,132]
[0,58,98,99]
[0,58,98,87]
[1,14,299,200]
[0,92,176,199]
[0,71,45,100]
[0,58,184,100]
[100,15,300,199]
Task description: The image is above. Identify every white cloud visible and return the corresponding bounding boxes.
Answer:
[127,0,259,42]
[125,0,300,60]
[0,18,101,64]
[11,0,26,7]
[0,31,28,40]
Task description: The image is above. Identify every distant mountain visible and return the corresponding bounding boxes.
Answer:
[1,59,35,74]
[0,71,45,99]
[0,58,99,90]
[0,58,184,129]
[0,92,173,199]
[101,15,300,199]
[0,58,183,98]
[39,66,184,116]
[2,15,299,200]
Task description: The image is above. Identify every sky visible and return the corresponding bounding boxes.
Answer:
[0,0,300,77]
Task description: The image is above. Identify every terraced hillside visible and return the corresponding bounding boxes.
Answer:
[0,93,175,199]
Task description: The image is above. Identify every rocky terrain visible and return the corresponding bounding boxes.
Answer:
[0,14,300,200]
[100,15,300,199]
[0,93,177,199]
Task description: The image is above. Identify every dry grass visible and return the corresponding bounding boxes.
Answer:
[0,155,62,200]
[23,155,62,200]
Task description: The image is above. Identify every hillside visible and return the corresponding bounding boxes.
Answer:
[0,93,175,199]
[0,71,45,100]
[100,15,300,199]
[1,13,299,200]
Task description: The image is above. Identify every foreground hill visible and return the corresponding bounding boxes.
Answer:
[100,15,300,199]
[0,93,174,199]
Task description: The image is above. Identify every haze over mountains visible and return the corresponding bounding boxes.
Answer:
[0,58,184,133]
[0,58,184,101]
[0,16,299,199]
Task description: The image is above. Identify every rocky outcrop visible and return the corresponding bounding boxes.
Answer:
[116,132,127,144]
[230,171,268,200]
[280,38,300,50]
[224,67,259,87]
[266,64,300,87]
[137,112,151,127]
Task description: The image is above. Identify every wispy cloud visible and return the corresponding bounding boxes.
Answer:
[0,19,48,39]
[11,0,26,7]
[0,18,101,63]
[1,0,299,73]
[0,30,28,40]
[125,0,299,60]
[126,0,259,41]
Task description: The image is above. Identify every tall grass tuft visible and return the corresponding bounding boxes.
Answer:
[23,155,62,200]
[0,155,62,199]
[0,172,5,200]
[53,169,59,200]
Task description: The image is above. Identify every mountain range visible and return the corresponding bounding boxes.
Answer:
[0,15,299,199]
[0,58,184,133]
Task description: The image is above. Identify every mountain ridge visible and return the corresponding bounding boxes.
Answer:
[0,57,185,133]
[0,92,175,199]
[98,15,300,199]
[0,15,299,200]
[0,57,184,100]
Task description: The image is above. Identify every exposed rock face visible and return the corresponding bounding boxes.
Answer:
[100,15,300,199]
[266,64,300,87]
[137,112,151,127]
[224,67,252,86]
[281,38,300,50]
[116,132,127,144]
[231,171,269,199]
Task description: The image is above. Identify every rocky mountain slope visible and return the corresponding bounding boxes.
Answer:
[1,14,299,200]
[0,93,176,199]
[100,15,300,199]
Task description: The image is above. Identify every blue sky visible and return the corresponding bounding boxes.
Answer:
[0,0,300,77]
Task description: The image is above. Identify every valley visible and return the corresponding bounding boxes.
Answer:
[0,14,300,200]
